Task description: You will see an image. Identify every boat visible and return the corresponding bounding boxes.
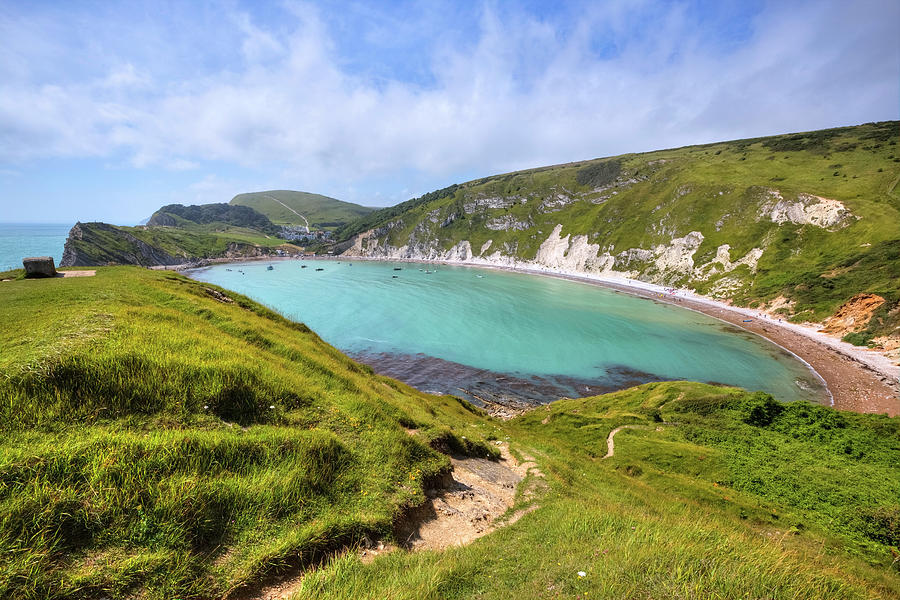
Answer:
[315,268,324,271]
[300,265,307,268]
[393,267,402,271]
[392,275,398,279]
[267,265,274,271]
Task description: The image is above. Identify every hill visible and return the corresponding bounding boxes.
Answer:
[0,267,897,598]
[231,190,374,228]
[147,203,278,234]
[338,121,900,344]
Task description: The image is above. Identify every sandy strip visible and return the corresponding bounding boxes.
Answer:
[184,255,900,416]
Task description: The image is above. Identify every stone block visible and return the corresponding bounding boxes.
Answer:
[22,256,57,278]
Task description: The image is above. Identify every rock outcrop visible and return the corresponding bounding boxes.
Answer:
[22,256,57,278]
[759,190,855,230]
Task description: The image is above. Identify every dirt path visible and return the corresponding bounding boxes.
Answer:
[602,425,650,459]
[264,195,310,233]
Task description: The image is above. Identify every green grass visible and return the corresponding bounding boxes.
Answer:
[231,190,374,228]
[295,383,900,600]
[1,269,898,598]
[339,121,900,337]
[0,268,492,598]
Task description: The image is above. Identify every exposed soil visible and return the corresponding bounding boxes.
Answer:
[819,293,885,336]
[59,270,96,277]
[395,442,543,551]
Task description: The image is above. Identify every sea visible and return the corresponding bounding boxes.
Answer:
[190,259,828,407]
[0,223,72,272]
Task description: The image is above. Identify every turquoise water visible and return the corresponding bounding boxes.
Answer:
[0,223,71,271]
[190,259,827,405]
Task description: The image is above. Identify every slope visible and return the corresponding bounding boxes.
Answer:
[300,382,900,599]
[231,190,374,228]
[0,267,493,598]
[338,121,900,341]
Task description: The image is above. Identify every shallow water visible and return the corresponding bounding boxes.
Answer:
[190,259,827,405]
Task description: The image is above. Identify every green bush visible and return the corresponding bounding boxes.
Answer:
[742,393,783,426]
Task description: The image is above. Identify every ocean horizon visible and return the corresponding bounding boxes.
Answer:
[0,222,72,271]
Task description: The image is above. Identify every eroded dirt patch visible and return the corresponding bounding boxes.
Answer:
[396,443,542,551]
[60,270,96,277]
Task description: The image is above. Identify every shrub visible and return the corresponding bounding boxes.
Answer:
[842,331,874,347]
[742,393,783,427]
[576,159,622,188]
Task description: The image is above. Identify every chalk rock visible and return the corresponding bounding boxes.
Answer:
[22,256,57,278]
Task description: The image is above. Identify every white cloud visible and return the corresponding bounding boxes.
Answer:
[0,0,897,206]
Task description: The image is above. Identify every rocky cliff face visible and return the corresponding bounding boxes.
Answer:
[343,222,767,292]
[61,222,181,267]
[60,222,283,267]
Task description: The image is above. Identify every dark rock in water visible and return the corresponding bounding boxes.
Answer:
[22,256,57,278]
[351,351,670,408]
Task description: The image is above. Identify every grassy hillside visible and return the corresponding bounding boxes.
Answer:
[0,268,492,598]
[231,190,374,228]
[300,382,900,599]
[338,121,900,338]
[1,268,898,598]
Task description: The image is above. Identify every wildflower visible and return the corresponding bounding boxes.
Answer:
[269,405,275,409]
[203,405,209,409]
[577,571,587,578]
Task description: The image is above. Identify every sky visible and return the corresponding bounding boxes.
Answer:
[0,0,897,224]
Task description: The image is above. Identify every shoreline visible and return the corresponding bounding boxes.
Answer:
[185,254,900,416]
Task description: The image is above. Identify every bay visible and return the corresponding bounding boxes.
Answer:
[190,259,827,406]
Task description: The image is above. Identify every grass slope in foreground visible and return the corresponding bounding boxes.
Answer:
[0,268,898,599]
[230,190,374,228]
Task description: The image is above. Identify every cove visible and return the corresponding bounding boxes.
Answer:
[189,259,828,406]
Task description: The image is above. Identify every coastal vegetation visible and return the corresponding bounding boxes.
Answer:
[0,268,897,598]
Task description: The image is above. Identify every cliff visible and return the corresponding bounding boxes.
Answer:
[60,221,293,267]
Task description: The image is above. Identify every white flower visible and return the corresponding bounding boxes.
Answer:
[577,571,586,578]
[269,405,275,409]
[203,405,208,409]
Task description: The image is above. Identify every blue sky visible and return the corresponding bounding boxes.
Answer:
[0,0,897,223]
